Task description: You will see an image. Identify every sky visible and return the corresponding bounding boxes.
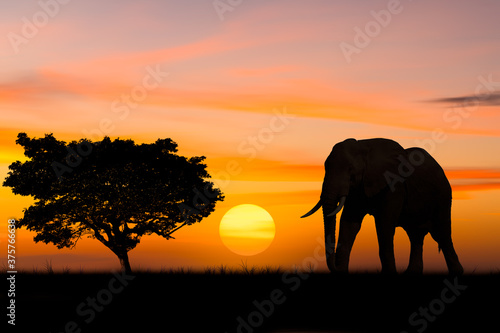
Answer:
[1,0,499,273]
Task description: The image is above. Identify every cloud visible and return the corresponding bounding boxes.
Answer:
[446,168,500,193]
[219,161,500,194]
[452,182,500,192]
[209,153,500,196]
[445,169,500,180]
[427,91,500,106]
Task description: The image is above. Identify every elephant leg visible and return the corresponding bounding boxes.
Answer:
[431,233,464,275]
[443,242,464,275]
[374,189,403,274]
[442,241,463,275]
[405,229,426,275]
[335,219,362,273]
[375,222,397,274]
[431,210,464,275]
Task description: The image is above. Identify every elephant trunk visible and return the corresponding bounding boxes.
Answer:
[321,193,343,273]
[322,198,338,273]
[320,178,347,272]
[301,198,344,273]
[301,170,349,273]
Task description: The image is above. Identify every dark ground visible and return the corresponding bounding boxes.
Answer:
[3,272,499,333]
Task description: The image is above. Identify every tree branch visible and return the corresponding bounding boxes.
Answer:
[164,222,187,238]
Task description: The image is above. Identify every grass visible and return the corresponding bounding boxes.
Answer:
[8,259,500,276]
[14,259,286,275]
[3,265,498,333]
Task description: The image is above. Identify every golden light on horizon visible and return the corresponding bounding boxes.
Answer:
[219,204,275,256]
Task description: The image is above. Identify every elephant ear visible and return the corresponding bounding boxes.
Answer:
[362,139,405,197]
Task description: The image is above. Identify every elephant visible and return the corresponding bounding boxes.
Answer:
[301,138,464,275]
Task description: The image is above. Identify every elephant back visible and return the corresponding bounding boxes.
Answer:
[404,147,451,216]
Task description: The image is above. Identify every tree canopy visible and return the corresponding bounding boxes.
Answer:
[3,133,224,272]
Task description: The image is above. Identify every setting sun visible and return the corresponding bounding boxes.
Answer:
[219,204,276,256]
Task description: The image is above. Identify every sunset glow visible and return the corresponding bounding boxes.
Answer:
[0,0,499,273]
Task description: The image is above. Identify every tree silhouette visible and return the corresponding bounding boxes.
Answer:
[3,133,224,273]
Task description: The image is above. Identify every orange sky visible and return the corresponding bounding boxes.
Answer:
[1,0,499,273]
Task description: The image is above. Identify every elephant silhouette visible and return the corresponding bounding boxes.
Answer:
[302,138,464,275]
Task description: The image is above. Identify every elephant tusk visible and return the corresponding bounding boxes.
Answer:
[327,196,346,217]
[301,200,322,218]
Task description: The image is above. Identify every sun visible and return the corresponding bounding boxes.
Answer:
[219,204,276,256]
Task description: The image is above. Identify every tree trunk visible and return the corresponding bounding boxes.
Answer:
[118,251,132,273]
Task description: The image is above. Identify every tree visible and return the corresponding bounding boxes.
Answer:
[3,133,224,273]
